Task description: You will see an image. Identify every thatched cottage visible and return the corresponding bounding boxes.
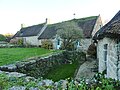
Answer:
[93,10,120,80]
[38,15,102,50]
[12,15,102,50]
[11,22,47,46]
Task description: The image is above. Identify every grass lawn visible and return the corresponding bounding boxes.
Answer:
[0,48,57,66]
[44,61,79,81]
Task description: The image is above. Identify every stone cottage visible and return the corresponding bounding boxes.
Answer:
[12,15,102,50]
[93,10,120,80]
[38,15,102,50]
[11,20,47,46]
[38,15,103,50]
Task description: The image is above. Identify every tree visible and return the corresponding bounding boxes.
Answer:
[0,34,6,41]
[57,21,83,50]
[4,33,13,42]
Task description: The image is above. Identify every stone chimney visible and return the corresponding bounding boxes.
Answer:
[21,24,24,28]
[45,18,48,24]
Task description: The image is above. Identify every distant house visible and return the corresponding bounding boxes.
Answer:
[38,23,62,49]
[38,15,103,50]
[93,10,120,80]
[11,22,47,46]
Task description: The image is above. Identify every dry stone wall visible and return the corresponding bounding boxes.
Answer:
[0,51,86,78]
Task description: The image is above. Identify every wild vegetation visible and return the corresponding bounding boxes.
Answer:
[0,72,120,90]
[41,40,53,49]
[0,34,6,41]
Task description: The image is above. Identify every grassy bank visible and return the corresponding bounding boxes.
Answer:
[0,48,56,66]
[44,61,79,81]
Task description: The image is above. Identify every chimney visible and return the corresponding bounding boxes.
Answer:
[73,13,76,19]
[21,24,24,28]
[45,18,48,24]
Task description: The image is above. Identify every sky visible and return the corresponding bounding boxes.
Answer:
[0,0,120,34]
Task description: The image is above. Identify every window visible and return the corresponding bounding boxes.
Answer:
[103,44,108,74]
[57,39,60,45]
[76,40,80,46]
[116,39,120,54]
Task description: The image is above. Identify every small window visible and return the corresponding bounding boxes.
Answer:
[117,39,120,50]
[76,40,80,46]
[57,39,60,45]
[103,44,108,74]
[104,44,108,50]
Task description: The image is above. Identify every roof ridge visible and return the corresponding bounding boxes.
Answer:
[22,23,45,29]
[47,16,98,26]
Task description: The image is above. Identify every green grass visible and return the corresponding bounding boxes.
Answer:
[44,61,79,81]
[0,48,57,66]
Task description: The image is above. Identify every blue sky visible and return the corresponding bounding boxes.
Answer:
[0,0,120,34]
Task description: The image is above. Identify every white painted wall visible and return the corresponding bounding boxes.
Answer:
[92,15,103,37]
[23,36,39,46]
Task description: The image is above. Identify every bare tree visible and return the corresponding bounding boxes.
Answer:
[57,21,83,50]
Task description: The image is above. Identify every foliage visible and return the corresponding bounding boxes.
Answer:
[17,39,23,46]
[41,40,53,49]
[57,21,83,50]
[4,33,13,38]
[0,34,6,41]
[0,48,54,66]
[10,38,23,46]
[10,38,18,44]
[87,43,97,57]
[4,33,13,42]
[60,41,74,51]
[62,51,86,63]
[0,72,120,90]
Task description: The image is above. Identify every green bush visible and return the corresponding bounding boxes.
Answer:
[0,72,120,89]
[17,39,23,46]
[87,43,96,57]
[41,40,53,49]
[0,34,6,41]
[60,42,74,51]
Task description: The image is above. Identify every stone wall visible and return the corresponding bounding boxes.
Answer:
[80,38,92,52]
[17,52,67,78]
[97,37,119,80]
[0,51,86,78]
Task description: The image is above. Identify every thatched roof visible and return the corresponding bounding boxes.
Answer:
[93,10,120,40]
[13,23,45,37]
[38,23,60,39]
[38,16,98,39]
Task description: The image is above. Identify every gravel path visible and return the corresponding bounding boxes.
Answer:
[75,59,97,80]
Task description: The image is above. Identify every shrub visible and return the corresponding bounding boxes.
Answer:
[17,39,23,46]
[0,72,120,90]
[41,40,53,49]
[60,42,74,51]
[0,34,6,41]
[87,43,96,57]
[10,38,23,46]
[10,39,18,44]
